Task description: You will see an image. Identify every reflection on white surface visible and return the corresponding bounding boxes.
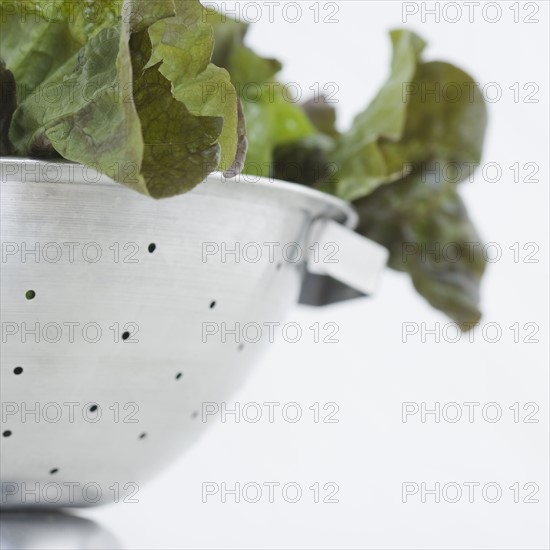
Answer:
[0,512,121,550]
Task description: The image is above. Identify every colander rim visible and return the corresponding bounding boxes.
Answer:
[0,157,358,228]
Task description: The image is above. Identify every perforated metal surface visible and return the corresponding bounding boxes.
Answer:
[0,159,357,507]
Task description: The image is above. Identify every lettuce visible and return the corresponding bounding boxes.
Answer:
[354,170,486,326]
[0,59,16,155]
[328,30,487,325]
[208,9,315,172]
[214,23,487,325]
[1,3,488,325]
[1,0,242,197]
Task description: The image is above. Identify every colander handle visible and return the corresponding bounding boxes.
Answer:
[298,219,389,306]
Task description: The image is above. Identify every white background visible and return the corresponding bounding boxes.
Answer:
[77,1,549,548]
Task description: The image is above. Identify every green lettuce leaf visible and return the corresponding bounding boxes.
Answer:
[388,60,487,176]
[240,90,315,172]
[146,0,238,171]
[209,9,314,174]
[264,28,488,324]
[2,5,488,326]
[322,30,487,203]
[2,0,242,197]
[9,3,153,193]
[355,168,486,326]
[0,1,84,92]
[321,30,426,200]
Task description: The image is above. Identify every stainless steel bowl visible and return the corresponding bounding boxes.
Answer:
[0,158,387,507]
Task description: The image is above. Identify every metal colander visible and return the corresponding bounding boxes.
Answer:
[0,158,387,508]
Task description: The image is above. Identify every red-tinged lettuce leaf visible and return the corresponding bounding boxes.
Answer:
[9,19,147,192]
[389,60,487,175]
[272,97,339,185]
[209,8,314,175]
[272,134,334,186]
[321,30,426,200]
[131,42,223,197]
[311,30,487,324]
[3,0,242,197]
[272,30,487,324]
[223,98,248,178]
[355,168,486,326]
[146,0,239,172]
[0,58,17,155]
[323,30,487,202]
[302,95,340,139]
